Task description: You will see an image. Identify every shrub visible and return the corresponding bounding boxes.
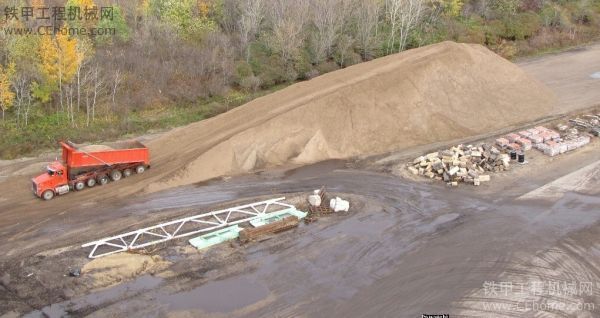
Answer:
[484,19,506,44]
[316,61,340,74]
[234,61,253,85]
[239,75,262,92]
[505,12,542,40]
[304,69,320,80]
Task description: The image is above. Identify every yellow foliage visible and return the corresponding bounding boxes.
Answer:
[139,0,150,16]
[444,0,463,17]
[38,34,82,86]
[56,33,81,83]
[69,0,96,9]
[31,0,45,9]
[0,63,16,115]
[39,35,60,85]
[198,0,210,17]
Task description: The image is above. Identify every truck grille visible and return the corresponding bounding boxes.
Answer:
[32,181,37,194]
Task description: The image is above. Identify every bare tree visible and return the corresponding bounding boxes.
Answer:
[84,65,103,127]
[10,75,28,128]
[238,0,264,62]
[335,34,355,67]
[111,69,122,114]
[310,0,346,63]
[66,84,73,126]
[266,0,310,64]
[385,0,424,53]
[355,0,381,59]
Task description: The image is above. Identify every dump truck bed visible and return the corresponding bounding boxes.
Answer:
[61,141,150,168]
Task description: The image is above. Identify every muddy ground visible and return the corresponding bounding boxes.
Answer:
[0,44,599,318]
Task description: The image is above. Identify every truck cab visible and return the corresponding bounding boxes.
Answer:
[32,161,70,200]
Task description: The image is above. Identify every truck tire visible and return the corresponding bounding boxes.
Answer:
[87,178,96,187]
[42,190,54,200]
[123,169,132,178]
[75,181,85,191]
[110,170,122,181]
[97,175,109,185]
[135,165,146,174]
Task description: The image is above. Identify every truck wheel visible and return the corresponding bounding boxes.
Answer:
[97,175,109,185]
[123,169,132,178]
[42,190,54,200]
[135,165,146,174]
[87,178,96,187]
[75,182,85,191]
[110,170,122,181]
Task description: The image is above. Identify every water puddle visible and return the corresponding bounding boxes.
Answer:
[24,275,163,318]
[156,275,269,313]
[591,72,600,79]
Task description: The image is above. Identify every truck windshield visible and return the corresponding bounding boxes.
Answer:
[47,170,55,176]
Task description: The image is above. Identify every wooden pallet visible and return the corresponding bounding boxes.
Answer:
[306,186,334,222]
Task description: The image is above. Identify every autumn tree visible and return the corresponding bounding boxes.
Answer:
[0,63,16,120]
[444,0,463,17]
[37,34,82,124]
[152,0,217,40]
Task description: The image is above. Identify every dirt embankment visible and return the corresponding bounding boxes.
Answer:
[143,41,556,193]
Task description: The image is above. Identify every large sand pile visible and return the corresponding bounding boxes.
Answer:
[145,41,556,192]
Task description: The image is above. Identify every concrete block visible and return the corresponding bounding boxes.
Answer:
[413,156,425,164]
[479,175,490,182]
[448,166,459,176]
[408,166,419,175]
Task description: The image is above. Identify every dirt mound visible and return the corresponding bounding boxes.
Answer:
[145,41,556,192]
[82,253,170,288]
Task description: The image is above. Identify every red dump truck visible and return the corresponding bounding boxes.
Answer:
[32,140,150,200]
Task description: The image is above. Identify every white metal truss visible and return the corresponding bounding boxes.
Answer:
[82,197,294,258]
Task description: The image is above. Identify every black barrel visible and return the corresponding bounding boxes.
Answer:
[518,152,525,163]
[510,151,517,160]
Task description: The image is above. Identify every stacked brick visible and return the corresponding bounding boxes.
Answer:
[498,125,590,157]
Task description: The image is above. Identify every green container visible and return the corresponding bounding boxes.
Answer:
[249,208,307,227]
[188,225,241,250]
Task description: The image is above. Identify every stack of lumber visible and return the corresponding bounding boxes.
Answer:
[239,216,300,243]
